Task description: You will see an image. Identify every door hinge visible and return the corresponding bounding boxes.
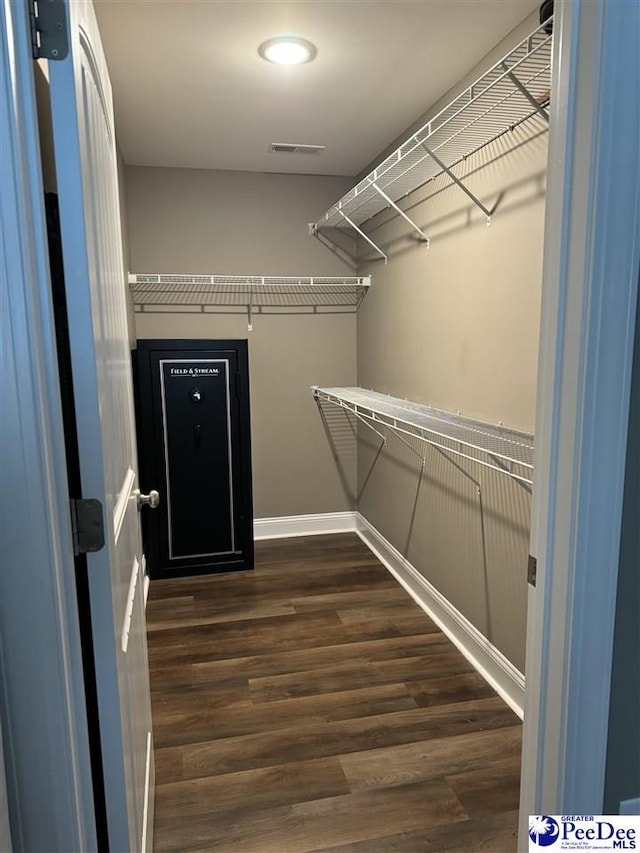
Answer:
[527,554,537,587]
[29,0,69,61]
[70,498,105,556]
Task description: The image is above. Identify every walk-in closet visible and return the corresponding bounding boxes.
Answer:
[2,0,639,851]
[122,6,548,848]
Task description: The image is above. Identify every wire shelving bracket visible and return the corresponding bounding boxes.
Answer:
[309,19,552,257]
[129,273,371,330]
[313,386,534,485]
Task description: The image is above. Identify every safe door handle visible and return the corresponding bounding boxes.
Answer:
[135,489,160,510]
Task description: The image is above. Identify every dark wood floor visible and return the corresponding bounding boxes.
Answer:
[147,534,522,853]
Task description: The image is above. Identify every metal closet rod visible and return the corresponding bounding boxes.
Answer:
[313,388,534,486]
[352,406,533,485]
[339,27,552,221]
[314,388,533,463]
[128,273,372,329]
[309,18,552,254]
[128,273,372,287]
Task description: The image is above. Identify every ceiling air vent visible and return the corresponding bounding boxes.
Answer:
[269,143,325,155]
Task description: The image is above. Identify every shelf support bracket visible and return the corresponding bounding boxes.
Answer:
[247,285,255,331]
[391,429,426,469]
[315,395,387,446]
[501,62,550,122]
[421,143,493,221]
[488,453,533,492]
[350,409,387,445]
[365,413,426,469]
[368,181,430,247]
[337,210,388,264]
[308,223,358,270]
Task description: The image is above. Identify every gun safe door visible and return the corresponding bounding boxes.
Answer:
[135,340,253,578]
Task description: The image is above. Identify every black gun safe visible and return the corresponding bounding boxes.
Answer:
[134,339,253,578]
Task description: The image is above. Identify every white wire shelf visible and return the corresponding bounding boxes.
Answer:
[129,274,371,327]
[313,386,534,485]
[310,20,552,261]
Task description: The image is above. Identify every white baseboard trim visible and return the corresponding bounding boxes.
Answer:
[254,511,358,540]
[355,513,525,719]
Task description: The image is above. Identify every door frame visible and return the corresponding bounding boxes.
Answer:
[519,0,640,841]
[0,0,96,849]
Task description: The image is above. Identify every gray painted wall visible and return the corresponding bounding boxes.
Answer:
[604,289,640,813]
[355,16,546,672]
[126,167,354,277]
[126,167,357,518]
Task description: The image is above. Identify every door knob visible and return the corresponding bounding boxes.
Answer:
[136,489,160,509]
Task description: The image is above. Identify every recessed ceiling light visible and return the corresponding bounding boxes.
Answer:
[258,36,317,65]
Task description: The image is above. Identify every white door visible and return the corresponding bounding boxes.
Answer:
[47,2,154,850]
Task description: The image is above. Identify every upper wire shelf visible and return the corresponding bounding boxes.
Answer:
[313,386,534,485]
[129,273,371,328]
[310,19,552,261]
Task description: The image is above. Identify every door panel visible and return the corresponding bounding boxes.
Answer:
[48,2,153,849]
[136,339,254,578]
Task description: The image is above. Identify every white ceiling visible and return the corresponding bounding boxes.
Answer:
[94,0,540,177]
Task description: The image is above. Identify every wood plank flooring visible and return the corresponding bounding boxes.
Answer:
[147,533,522,852]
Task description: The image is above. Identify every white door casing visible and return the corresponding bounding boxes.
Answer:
[519,0,640,842]
[47,1,154,849]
